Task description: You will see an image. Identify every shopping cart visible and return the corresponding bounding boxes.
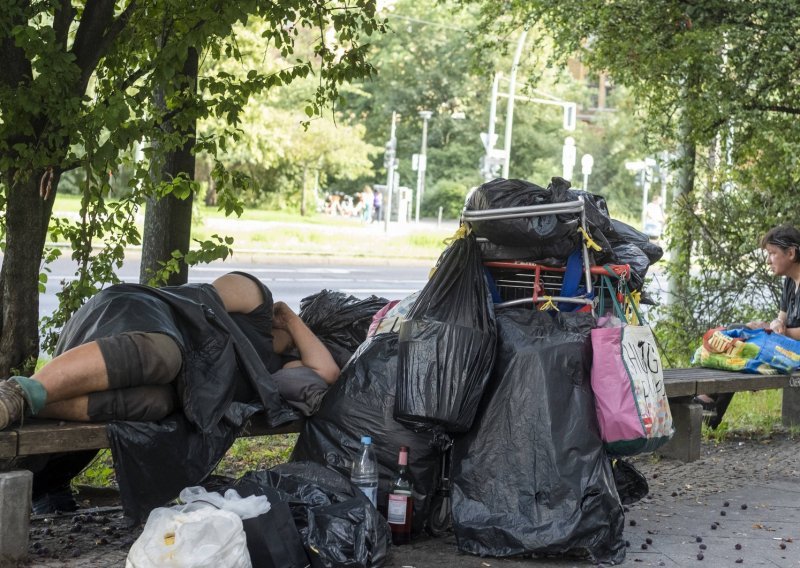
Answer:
[462,196,632,314]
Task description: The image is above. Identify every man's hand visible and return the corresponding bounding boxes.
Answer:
[273,301,299,330]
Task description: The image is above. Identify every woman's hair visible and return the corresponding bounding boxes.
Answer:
[761,225,800,262]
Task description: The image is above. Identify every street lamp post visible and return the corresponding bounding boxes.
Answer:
[384,111,398,233]
[562,136,577,181]
[581,153,594,191]
[501,29,528,179]
[415,110,432,224]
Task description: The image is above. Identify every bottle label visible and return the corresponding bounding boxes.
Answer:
[387,493,409,524]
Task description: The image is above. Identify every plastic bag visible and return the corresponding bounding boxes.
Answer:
[451,309,625,564]
[695,326,800,374]
[179,486,270,520]
[591,319,673,456]
[126,507,251,568]
[395,233,497,432]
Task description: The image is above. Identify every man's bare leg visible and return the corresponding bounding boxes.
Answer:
[32,342,110,404]
[37,396,90,421]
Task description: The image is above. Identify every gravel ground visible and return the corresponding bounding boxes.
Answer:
[16,431,800,568]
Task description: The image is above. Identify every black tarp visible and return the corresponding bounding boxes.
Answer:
[451,309,626,564]
[56,282,297,521]
[291,333,442,534]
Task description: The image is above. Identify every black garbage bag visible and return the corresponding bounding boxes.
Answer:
[566,189,615,263]
[451,309,626,565]
[477,238,566,266]
[299,290,389,368]
[234,462,390,568]
[292,333,442,534]
[464,177,580,259]
[608,219,664,264]
[395,234,497,432]
[612,459,649,506]
[610,242,651,291]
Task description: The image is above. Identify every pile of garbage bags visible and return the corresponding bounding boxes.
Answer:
[128,465,390,568]
[291,176,667,564]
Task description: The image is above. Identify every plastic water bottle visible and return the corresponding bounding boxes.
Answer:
[351,436,379,507]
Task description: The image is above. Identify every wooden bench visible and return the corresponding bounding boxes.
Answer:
[0,415,304,563]
[660,368,800,462]
[0,416,305,461]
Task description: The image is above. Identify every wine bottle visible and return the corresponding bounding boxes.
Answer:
[387,445,413,545]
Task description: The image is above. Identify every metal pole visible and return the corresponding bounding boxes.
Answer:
[415,110,432,223]
[502,29,528,179]
[640,169,649,230]
[384,111,397,233]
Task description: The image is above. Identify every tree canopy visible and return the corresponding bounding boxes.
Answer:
[0,0,384,375]
[458,0,800,358]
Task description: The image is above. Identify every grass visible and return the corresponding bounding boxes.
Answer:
[52,193,458,262]
[702,390,789,442]
[73,434,298,491]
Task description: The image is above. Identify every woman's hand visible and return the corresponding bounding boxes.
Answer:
[769,318,787,335]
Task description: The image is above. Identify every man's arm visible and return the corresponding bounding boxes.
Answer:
[211,273,264,313]
[274,301,340,384]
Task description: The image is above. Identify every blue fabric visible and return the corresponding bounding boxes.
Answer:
[719,328,800,374]
[558,249,592,311]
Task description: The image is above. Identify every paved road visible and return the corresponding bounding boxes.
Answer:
[39,256,432,320]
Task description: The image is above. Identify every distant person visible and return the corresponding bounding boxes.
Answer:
[644,194,665,239]
[361,185,374,223]
[373,190,383,223]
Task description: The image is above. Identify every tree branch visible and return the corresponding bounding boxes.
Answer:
[72,0,139,91]
[53,0,75,51]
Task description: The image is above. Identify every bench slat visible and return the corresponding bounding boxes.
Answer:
[17,421,108,456]
[663,368,796,397]
[0,431,17,460]
[1,415,305,461]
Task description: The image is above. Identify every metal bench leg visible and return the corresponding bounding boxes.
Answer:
[0,469,32,565]
[782,386,800,428]
[658,400,703,462]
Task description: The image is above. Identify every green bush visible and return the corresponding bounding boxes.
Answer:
[421,179,473,220]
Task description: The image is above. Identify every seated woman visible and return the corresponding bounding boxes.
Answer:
[0,272,339,513]
[698,225,800,427]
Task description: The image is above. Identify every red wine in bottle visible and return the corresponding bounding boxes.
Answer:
[387,446,413,545]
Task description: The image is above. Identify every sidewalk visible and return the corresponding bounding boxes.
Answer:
[23,433,799,567]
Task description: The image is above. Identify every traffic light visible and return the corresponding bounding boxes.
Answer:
[383,137,396,169]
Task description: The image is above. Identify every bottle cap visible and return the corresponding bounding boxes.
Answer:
[361,436,372,445]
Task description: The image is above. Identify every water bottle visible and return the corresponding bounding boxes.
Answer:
[351,436,379,506]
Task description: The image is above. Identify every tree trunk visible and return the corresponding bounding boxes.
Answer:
[139,47,198,287]
[668,113,697,302]
[300,165,308,216]
[0,168,60,376]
